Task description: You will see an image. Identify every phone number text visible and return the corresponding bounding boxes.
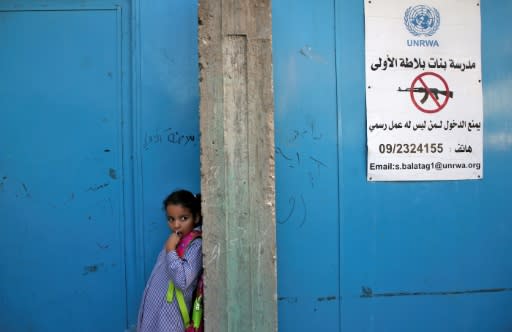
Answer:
[378,143,444,154]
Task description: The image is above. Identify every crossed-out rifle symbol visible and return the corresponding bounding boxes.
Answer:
[398,87,453,104]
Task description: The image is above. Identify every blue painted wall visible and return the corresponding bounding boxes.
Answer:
[274,0,512,331]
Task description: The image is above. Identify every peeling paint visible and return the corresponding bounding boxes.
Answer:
[109,168,117,179]
[82,263,104,276]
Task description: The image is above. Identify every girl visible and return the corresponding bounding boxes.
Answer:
[137,190,203,332]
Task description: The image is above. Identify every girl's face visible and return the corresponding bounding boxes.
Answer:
[166,204,198,237]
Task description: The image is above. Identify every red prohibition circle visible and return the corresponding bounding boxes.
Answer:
[410,71,450,114]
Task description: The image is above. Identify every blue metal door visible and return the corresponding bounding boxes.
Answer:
[0,2,131,331]
[274,0,512,331]
[0,0,201,330]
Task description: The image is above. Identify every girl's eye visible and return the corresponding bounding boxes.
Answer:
[167,216,190,223]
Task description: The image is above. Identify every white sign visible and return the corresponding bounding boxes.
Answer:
[365,1,483,181]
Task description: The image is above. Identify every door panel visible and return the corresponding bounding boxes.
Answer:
[336,1,512,331]
[138,0,201,286]
[0,6,127,331]
[272,2,340,330]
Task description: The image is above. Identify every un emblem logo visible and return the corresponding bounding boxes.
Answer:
[404,5,440,36]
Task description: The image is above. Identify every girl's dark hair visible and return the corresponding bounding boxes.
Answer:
[163,189,202,223]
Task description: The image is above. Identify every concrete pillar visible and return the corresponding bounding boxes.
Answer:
[198,0,277,331]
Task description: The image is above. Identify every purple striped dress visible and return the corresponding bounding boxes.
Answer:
[137,238,202,332]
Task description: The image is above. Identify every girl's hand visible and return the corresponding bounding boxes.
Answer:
[165,232,181,253]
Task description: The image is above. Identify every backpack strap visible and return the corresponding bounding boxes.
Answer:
[176,230,202,257]
[166,230,203,327]
[175,288,190,327]
[166,282,191,327]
